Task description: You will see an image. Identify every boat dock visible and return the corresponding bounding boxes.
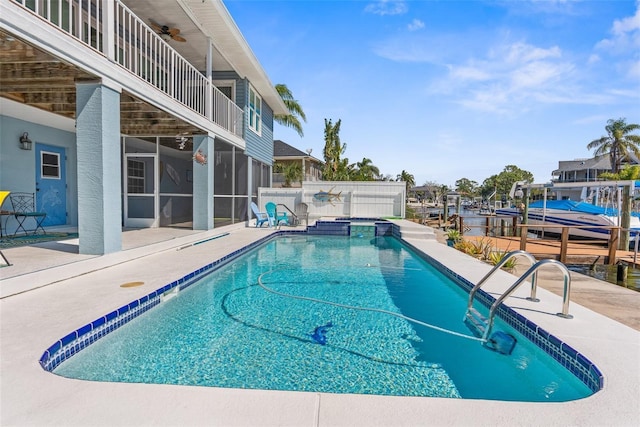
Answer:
[464,234,640,267]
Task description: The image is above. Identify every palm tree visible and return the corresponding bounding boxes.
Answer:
[282,163,303,187]
[274,84,307,137]
[353,158,380,181]
[322,119,346,180]
[587,118,640,174]
[396,170,415,194]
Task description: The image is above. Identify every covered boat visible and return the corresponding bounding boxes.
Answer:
[496,200,640,241]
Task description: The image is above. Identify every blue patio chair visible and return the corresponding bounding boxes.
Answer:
[250,202,269,227]
[265,202,288,227]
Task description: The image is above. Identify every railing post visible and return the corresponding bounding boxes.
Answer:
[205,38,213,121]
[519,225,528,251]
[559,227,569,263]
[459,216,465,236]
[102,0,115,60]
[608,227,618,265]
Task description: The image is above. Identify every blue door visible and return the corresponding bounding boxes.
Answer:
[36,143,67,226]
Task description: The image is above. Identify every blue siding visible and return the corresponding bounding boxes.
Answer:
[209,75,275,165]
[241,79,275,165]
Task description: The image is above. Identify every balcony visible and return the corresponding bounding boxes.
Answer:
[2,0,243,137]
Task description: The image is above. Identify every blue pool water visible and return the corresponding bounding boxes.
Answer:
[52,235,594,401]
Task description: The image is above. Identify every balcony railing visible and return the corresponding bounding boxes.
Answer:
[12,0,243,137]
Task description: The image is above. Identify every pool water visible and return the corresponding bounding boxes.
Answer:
[53,235,593,402]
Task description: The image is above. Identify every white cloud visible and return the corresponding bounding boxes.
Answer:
[498,43,562,64]
[594,2,640,81]
[364,0,408,16]
[407,19,424,32]
[510,60,573,90]
[448,64,491,82]
[595,2,640,53]
[438,41,585,113]
[626,59,640,80]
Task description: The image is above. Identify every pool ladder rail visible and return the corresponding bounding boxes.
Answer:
[464,250,573,350]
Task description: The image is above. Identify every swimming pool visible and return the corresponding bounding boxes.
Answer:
[43,232,600,402]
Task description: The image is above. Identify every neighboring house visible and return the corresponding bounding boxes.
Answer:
[272,140,323,188]
[552,153,640,183]
[552,155,614,183]
[551,154,639,200]
[0,0,288,255]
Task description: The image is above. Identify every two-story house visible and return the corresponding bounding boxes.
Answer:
[0,0,288,255]
[551,153,640,200]
[272,139,323,187]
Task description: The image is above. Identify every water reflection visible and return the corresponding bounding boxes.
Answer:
[566,264,640,292]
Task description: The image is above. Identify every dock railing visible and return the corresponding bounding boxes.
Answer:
[454,214,638,265]
[515,224,622,265]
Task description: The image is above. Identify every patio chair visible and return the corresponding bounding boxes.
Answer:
[250,202,270,227]
[294,202,309,227]
[265,202,288,227]
[9,192,47,236]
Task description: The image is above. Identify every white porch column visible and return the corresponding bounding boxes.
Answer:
[192,134,214,230]
[76,81,122,255]
[247,156,253,224]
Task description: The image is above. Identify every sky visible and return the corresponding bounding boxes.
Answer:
[225,0,640,188]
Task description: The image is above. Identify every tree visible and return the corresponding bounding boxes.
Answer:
[322,119,347,180]
[352,157,380,181]
[480,165,533,200]
[600,165,640,181]
[396,170,415,194]
[274,84,307,137]
[455,178,479,197]
[420,181,449,204]
[282,162,303,187]
[587,118,640,174]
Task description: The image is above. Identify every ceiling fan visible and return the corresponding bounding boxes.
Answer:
[149,19,186,42]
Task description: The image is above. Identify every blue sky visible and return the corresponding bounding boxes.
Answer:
[225,0,640,188]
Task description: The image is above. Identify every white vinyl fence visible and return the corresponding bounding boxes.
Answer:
[258,181,405,220]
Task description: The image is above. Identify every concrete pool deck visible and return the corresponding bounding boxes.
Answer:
[1,220,639,426]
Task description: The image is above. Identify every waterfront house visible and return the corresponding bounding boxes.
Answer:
[551,154,639,200]
[0,0,287,254]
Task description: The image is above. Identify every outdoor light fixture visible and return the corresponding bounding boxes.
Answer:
[176,135,188,150]
[19,132,32,150]
[514,185,524,199]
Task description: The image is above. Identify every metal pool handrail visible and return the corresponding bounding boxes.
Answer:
[466,250,539,316]
[482,259,573,341]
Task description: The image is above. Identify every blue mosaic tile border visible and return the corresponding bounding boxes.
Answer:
[39,231,281,372]
[398,233,603,394]
[40,220,603,395]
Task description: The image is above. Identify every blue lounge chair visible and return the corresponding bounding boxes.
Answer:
[250,202,269,227]
[265,202,288,227]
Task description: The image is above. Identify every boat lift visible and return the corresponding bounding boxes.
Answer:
[509,179,639,248]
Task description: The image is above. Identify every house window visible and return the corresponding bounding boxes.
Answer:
[248,85,261,135]
[41,152,60,179]
[127,159,145,193]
